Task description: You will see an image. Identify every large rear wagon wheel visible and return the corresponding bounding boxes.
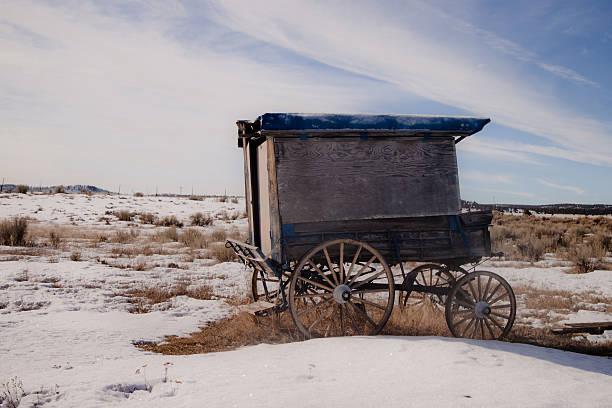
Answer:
[289,239,395,339]
[445,271,516,340]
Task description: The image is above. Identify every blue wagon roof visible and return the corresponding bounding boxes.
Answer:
[258,113,490,135]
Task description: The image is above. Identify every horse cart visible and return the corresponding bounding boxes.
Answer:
[226,113,516,340]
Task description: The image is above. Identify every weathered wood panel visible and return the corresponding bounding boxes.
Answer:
[275,137,460,224]
[257,141,271,254]
[284,229,490,263]
[266,136,282,262]
[283,212,492,263]
[242,139,255,245]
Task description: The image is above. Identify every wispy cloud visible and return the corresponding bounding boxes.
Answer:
[210,0,612,167]
[0,1,365,192]
[460,170,514,184]
[537,179,585,195]
[449,15,598,87]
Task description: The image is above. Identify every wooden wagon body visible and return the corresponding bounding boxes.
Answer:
[229,113,516,341]
[237,113,491,266]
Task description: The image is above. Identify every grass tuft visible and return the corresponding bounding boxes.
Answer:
[0,217,29,246]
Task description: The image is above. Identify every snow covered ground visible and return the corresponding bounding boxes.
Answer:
[0,193,610,407]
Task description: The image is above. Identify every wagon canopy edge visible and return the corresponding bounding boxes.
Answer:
[236,113,490,145]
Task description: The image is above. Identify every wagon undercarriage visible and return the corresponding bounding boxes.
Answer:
[227,238,516,340]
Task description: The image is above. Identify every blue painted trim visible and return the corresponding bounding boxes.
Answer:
[299,134,307,141]
[449,215,473,257]
[259,113,490,133]
[282,223,295,238]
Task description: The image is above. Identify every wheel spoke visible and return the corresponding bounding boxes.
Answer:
[297,296,334,317]
[485,283,502,303]
[455,299,475,309]
[308,303,335,332]
[483,317,495,339]
[339,243,345,283]
[348,300,376,328]
[469,320,479,339]
[339,305,345,336]
[295,292,333,299]
[344,304,360,332]
[489,311,510,320]
[350,269,387,290]
[324,305,339,337]
[297,275,333,292]
[477,274,482,301]
[453,314,474,328]
[452,309,474,316]
[323,247,340,286]
[307,260,336,289]
[490,303,511,309]
[344,245,363,284]
[482,276,492,301]
[485,314,505,331]
[479,319,485,340]
[489,292,509,306]
[467,279,479,302]
[346,255,377,286]
[461,318,476,337]
[351,296,386,310]
[419,270,427,286]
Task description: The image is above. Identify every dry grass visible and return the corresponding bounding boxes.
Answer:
[139,212,156,224]
[491,213,611,268]
[209,243,235,262]
[152,227,179,243]
[179,228,209,249]
[567,242,607,273]
[508,325,611,356]
[70,251,81,261]
[48,230,62,248]
[16,185,28,194]
[0,217,29,246]
[210,228,227,242]
[138,312,301,354]
[124,282,214,313]
[515,286,612,315]
[188,195,203,201]
[114,210,134,222]
[113,230,133,244]
[189,212,213,227]
[133,192,144,197]
[138,284,611,357]
[155,216,183,228]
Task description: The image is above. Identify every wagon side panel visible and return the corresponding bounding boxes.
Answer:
[274,136,461,225]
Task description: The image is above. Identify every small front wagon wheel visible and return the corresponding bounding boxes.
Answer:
[289,239,395,339]
[445,271,516,340]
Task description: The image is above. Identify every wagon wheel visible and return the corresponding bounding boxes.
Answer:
[445,271,516,340]
[398,264,457,312]
[288,239,395,338]
[251,270,292,304]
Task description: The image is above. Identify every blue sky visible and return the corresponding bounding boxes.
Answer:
[1,0,611,203]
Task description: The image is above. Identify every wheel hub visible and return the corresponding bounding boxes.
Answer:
[333,284,351,304]
[474,301,491,318]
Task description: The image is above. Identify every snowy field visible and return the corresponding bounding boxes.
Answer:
[0,193,610,407]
